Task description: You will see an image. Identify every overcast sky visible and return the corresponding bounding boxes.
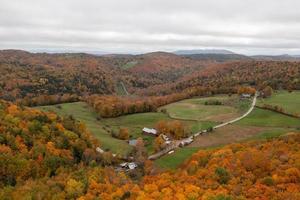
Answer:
[1,0,300,55]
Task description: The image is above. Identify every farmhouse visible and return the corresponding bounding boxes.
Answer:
[241,93,251,98]
[180,136,193,147]
[161,134,171,144]
[142,127,158,136]
[96,147,104,154]
[120,162,138,170]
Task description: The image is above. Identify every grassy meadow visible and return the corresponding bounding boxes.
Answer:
[161,95,251,122]
[257,90,300,115]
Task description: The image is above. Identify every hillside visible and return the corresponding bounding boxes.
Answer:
[141,134,300,199]
[0,50,118,102]
[137,61,300,96]
[1,100,298,200]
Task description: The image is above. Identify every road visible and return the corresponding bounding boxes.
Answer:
[148,93,258,160]
[209,92,258,130]
[120,81,129,95]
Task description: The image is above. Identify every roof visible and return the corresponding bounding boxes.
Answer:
[120,162,138,170]
[128,162,137,170]
[161,134,170,141]
[241,93,251,97]
[96,147,104,153]
[142,127,157,135]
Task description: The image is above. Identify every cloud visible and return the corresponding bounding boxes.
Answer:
[1,0,300,54]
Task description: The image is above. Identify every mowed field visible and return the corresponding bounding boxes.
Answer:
[257,90,300,116]
[37,102,133,155]
[161,95,250,122]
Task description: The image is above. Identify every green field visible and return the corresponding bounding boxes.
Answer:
[37,101,217,155]
[237,108,300,128]
[154,147,200,170]
[257,91,300,115]
[161,95,250,122]
[37,102,133,155]
[122,61,138,69]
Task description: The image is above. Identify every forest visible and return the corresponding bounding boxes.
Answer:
[1,50,299,107]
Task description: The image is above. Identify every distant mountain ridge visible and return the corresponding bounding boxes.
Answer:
[251,54,300,61]
[173,49,235,55]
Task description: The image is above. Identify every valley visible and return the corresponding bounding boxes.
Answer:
[1,50,300,199]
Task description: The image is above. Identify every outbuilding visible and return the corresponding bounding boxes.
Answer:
[142,127,158,136]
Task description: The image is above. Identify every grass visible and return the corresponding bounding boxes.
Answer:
[37,102,216,155]
[246,128,295,140]
[161,95,249,122]
[122,61,138,69]
[101,112,217,154]
[37,102,133,156]
[154,147,200,170]
[257,91,300,115]
[237,108,300,128]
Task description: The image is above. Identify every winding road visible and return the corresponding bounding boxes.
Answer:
[209,92,258,130]
[148,93,258,160]
[120,81,129,95]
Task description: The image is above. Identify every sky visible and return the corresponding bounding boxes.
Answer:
[1,0,300,55]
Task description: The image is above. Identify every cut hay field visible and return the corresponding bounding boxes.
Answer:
[237,108,300,128]
[161,95,251,122]
[257,90,300,115]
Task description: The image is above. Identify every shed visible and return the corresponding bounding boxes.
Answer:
[142,127,157,136]
[241,93,251,98]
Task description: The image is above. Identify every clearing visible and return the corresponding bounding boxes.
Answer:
[161,95,251,122]
[257,90,300,116]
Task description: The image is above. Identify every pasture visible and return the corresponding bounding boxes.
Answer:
[37,102,133,155]
[237,108,300,128]
[161,95,251,122]
[37,101,217,155]
[257,90,300,115]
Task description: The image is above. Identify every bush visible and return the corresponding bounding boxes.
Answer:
[262,176,274,186]
[215,167,230,184]
[204,100,223,105]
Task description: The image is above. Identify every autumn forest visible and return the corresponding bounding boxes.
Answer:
[0,49,300,200]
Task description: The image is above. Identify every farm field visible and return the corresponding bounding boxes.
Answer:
[37,101,217,155]
[156,91,300,169]
[161,95,251,122]
[37,92,300,169]
[155,147,200,170]
[237,108,300,128]
[37,102,133,155]
[257,90,300,115]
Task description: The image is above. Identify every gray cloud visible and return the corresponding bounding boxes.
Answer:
[1,0,300,55]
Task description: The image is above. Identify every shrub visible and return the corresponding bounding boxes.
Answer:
[215,167,230,184]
